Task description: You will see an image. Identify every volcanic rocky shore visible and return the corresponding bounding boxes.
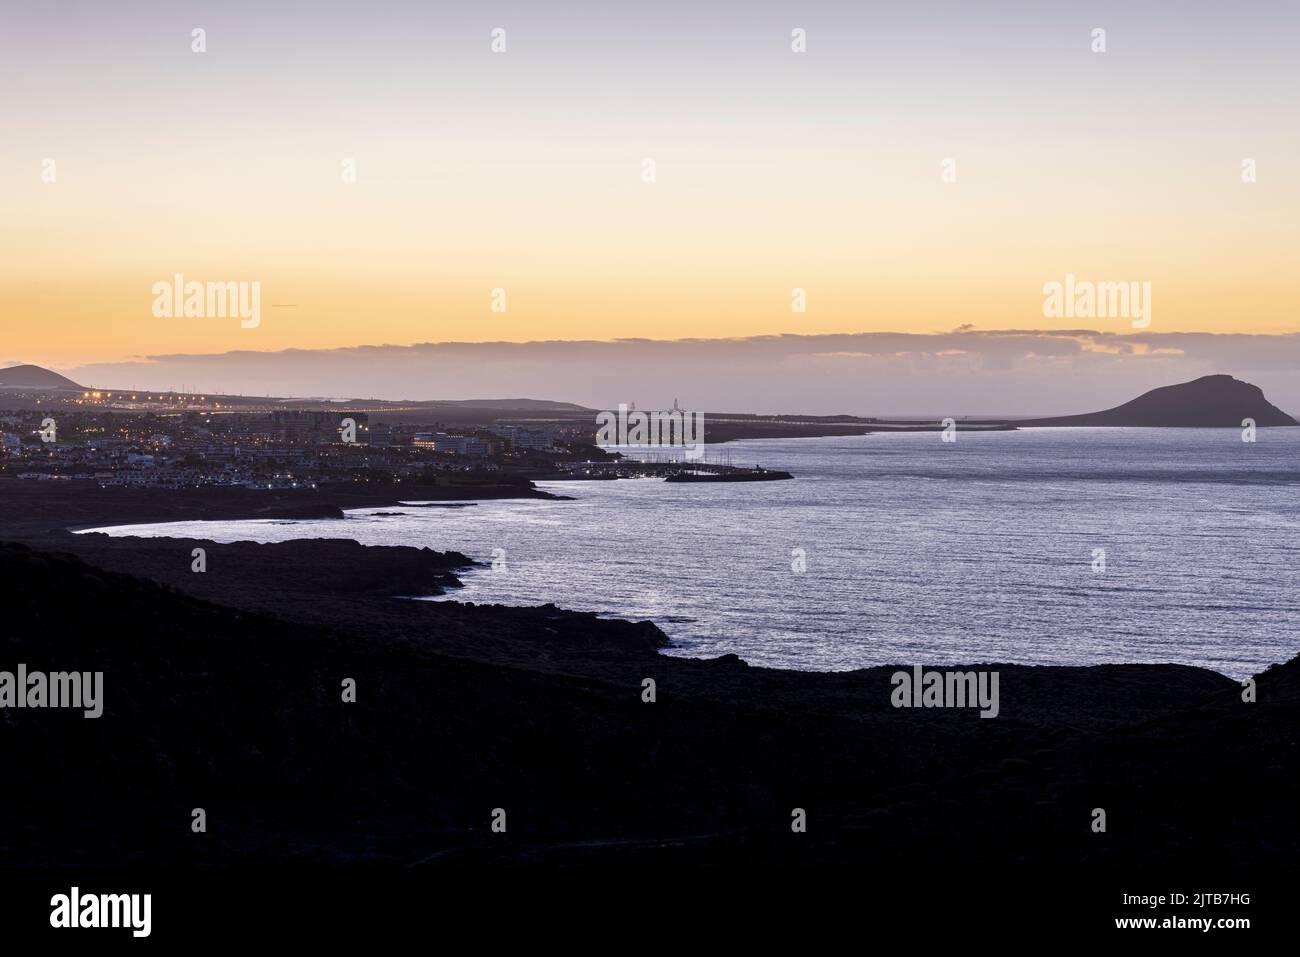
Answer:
[0,479,1296,887]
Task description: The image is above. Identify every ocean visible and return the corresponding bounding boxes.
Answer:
[84,428,1300,679]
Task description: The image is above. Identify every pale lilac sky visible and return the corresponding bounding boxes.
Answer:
[4,1,1298,413]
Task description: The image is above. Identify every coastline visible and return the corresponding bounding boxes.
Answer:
[2,476,1298,872]
[0,476,565,538]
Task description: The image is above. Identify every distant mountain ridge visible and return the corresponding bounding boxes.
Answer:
[0,364,84,391]
[0,364,589,409]
[1021,375,1298,427]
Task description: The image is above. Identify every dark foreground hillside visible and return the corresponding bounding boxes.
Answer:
[1,533,1296,878]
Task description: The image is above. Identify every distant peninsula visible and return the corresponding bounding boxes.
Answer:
[1020,374,1298,428]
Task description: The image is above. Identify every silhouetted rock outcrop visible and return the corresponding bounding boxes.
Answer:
[1,527,1296,876]
[1022,374,1297,427]
[0,363,84,391]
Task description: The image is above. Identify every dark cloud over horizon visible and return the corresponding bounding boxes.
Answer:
[59,329,1300,416]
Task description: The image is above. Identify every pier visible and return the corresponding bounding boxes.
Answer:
[554,451,792,482]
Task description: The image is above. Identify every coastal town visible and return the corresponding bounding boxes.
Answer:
[0,369,828,487]
[0,403,603,489]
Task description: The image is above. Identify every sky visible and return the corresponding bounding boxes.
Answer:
[2,1,1298,411]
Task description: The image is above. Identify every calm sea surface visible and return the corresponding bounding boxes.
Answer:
[85,429,1300,678]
